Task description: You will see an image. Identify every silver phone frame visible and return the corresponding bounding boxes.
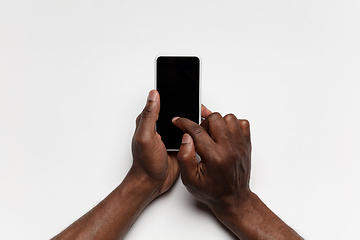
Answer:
[154,55,202,151]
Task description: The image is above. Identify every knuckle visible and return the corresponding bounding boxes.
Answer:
[207,148,224,166]
[212,145,241,166]
[190,124,203,136]
[141,106,153,119]
[134,132,150,146]
[178,147,194,161]
[240,119,250,127]
[208,112,222,121]
[177,150,188,162]
[224,113,237,122]
[211,153,223,166]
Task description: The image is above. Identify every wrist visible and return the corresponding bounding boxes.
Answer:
[209,190,258,235]
[209,189,252,217]
[212,191,304,240]
[126,166,163,200]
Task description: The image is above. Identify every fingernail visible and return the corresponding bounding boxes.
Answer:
[147,90,157,102]
[172,116,180,122]
[182,133,191,144]
[202,104,211,111]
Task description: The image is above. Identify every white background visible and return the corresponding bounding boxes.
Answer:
[1,0,359,239]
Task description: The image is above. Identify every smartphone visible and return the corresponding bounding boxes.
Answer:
[156,56,201,151]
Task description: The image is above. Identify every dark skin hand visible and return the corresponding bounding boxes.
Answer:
[131,89,212,196]
[51,90,211,240]
[131,89,179,196]
[51,90,178,240]
[51,90,302,239]
[173,113,303,240]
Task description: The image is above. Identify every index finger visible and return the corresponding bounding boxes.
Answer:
[172,117,215,159]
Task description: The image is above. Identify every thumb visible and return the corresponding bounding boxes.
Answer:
[137,90,160,137]
[177,133,197,186]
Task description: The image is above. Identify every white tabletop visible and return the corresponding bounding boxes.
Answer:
[1,1,359,239]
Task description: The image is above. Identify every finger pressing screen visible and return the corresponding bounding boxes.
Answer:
[172,117,214,160]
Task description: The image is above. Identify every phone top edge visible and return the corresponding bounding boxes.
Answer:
[155,55,201,61]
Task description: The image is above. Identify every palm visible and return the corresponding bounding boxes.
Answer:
[152,134,179,194]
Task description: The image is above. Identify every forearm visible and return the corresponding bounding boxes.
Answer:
[52,168,159,240]
[213,192,303,240]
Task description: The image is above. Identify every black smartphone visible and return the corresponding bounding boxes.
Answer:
[156,56,201,151]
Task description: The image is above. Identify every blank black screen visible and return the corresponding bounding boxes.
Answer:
[156,56,200,150]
